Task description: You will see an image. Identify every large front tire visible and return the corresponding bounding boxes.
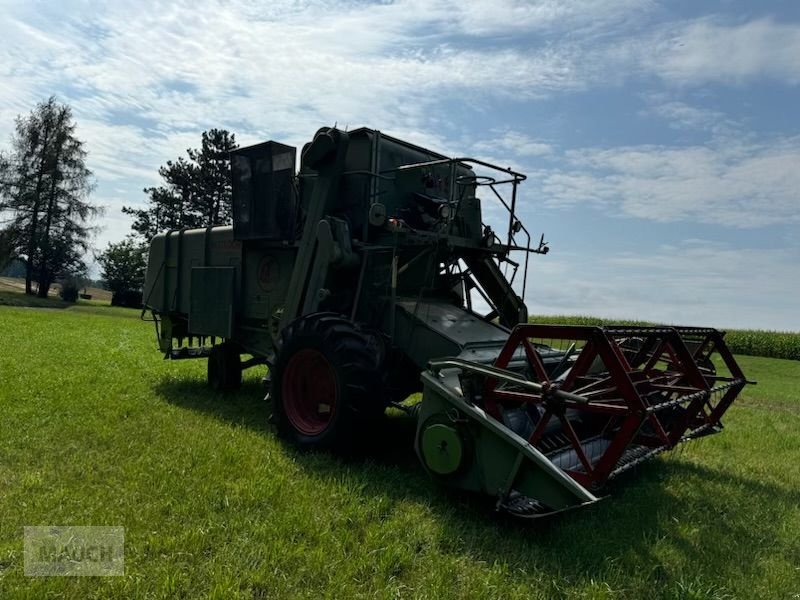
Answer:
[271,313,383,452]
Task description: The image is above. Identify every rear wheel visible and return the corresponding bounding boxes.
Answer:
[271,313,384,451]
[208,343,242,391]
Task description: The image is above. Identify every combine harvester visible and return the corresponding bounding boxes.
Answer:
[143,127,749,517]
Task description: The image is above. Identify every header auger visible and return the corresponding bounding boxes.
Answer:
[143,126,750,517]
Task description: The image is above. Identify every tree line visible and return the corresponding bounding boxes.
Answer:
[0,96,238,304]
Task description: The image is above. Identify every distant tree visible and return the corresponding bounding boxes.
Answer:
[0,97,99,297]
[123,128,237,240]
[97,237,147,306]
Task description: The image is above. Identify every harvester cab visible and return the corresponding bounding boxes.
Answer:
[143,126,749,518]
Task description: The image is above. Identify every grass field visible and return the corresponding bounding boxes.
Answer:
[1,301,799,599]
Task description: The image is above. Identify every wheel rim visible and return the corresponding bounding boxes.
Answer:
[282,349,337,436]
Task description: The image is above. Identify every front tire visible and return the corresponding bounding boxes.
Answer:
[271,313,383,452]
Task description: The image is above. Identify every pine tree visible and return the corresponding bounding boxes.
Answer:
[0,97,98,297]
[123,129,237,240]
[189,129,237,225]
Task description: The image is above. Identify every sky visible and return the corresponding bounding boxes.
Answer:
[1,0,798,330]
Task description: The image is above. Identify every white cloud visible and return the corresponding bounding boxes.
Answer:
[2,0,800,315]
[0,0,592,168]
[531,134,800,228]
[525,241,800,331]
[473,130,553,161]
[638,96,740,136]
[433,0,654,36]
[0,0,599,253]
[642,17,800,86]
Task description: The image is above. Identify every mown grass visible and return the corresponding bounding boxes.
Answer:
[0,290,72,309]
[0,287,138,316]
[1,304,799,599]
[529,315,800,362]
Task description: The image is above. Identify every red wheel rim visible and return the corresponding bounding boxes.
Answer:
[282,349,337,436]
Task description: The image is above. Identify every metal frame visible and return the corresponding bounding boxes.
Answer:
[382,156,548,301]
[468,324,748,489]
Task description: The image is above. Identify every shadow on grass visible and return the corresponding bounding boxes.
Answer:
[0,290,70,308]
[154,378,795,593]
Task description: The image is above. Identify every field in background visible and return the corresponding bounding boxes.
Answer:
[2,276,796,360]
[528,314,800,362]
[0,276,112,303]
[1,300,799,598]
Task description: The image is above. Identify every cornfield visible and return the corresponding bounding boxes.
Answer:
[528,315,800,361]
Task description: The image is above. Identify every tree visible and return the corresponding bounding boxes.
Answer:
[0,225,18,272]
[0,97,99,297]
[97,237,148,301]
[123,128,237,240]
[189,129,237,226]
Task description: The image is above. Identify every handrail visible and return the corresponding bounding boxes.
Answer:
[384,156,527,181]
[428,358,589,405]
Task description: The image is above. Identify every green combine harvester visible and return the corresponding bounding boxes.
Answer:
[143,127,749,517]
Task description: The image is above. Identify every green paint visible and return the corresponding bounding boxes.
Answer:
[420,424,463,475]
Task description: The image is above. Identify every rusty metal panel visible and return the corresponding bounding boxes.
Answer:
[189,267,235,337]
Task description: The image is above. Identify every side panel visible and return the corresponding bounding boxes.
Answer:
[143,226,242,317]
[143,233,167,312]
[337,129,480,242]
[189,267,235,337]
[143,224,294,359]
[240,245,298,323]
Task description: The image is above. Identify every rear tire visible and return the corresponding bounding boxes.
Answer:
[271,313,384,452]
[208,343,242,391]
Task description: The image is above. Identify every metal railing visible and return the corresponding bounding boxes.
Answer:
[381,156,547,300]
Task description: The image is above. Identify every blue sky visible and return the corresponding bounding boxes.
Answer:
[1,0,798,329]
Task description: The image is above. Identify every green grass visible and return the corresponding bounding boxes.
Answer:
[529,314,800,361]
[0,290,135,318]
[1,304,799,599]
[0,290,72,309]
